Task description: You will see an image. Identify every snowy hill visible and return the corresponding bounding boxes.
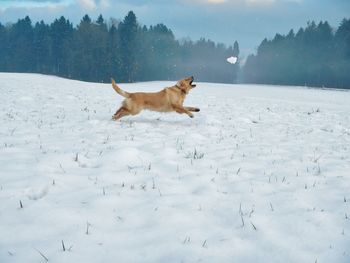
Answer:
[0,73,349,263]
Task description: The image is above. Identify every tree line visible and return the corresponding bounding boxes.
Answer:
[1,12,349,89]
[0,12,240,83]
[243,19,350,89]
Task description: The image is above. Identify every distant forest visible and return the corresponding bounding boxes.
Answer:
[0,12,240,83]
[243,19,350,89]
[1,12,349,89]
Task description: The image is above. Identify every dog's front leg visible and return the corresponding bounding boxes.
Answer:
[184,106,200,112]
[173,105,194,118]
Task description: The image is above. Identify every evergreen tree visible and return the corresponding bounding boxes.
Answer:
[8,16,34,72]
[335,19,350,58]
[334,19,350,87]
[107,23,122,80]
[118,11,138,82]
[94,15,109,81]
[231,41,240,83]
[0,22,7,71]
[50,16,73,76]
[138,24,177,81]
[33,21,52,73]
[71,15,94,80]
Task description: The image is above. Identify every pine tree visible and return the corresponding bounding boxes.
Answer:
[107,23,122,81]
[232,41,240,83]
[33,21,52,73]
[0,22,7,71]
[336,19,350,58]
[334,19,350,88]
[71,14,94,80]
[8,16,34,72]
[118,11,138,82]
[140,24,177,81]
[94,15,109,82]
[50,16,73,76]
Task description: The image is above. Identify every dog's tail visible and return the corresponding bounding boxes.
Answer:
[111,78,130,98]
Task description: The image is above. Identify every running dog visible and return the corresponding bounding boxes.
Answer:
[111,76,200,120]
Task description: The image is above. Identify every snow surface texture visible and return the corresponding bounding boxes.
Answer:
[0,73,350,263]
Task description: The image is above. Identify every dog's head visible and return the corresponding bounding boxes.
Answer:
[176,76,196,94]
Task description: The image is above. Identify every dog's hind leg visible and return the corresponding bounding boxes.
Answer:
[185,107,200,112]
[112,107,131,121]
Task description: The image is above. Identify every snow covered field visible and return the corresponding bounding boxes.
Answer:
[0,73,349,263]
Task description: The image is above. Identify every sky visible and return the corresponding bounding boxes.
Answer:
[0,0,349,56]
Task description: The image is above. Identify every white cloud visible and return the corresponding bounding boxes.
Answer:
[0,0,72,10]
[187,0,301,5]
[246,0,275,3]
[246,0,302,4]
[75,0,111,10]
[77,0,96,10]
[99,0,110,9]
[206,0,227,3]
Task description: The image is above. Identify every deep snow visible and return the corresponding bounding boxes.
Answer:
[0,73,349,263]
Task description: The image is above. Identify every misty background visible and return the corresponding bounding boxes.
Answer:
[0,13,240,83]
[0,0,349,88]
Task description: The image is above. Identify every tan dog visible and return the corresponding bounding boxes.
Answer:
[111,76,200,120]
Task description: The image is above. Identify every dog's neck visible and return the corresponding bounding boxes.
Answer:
[175,84,187,94]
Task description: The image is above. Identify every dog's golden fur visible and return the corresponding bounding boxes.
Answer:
[111,76,200,120]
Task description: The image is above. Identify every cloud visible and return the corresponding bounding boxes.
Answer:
[185,0,302,6]
[206,0,227,3]
[245,0,303,5]
[0,0,72,10]
[3,0,62,2]
[246,0,275,4]
[99,0,110,9]
[76,0,96,10]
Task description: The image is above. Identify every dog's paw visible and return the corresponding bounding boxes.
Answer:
[189,114,194,118]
